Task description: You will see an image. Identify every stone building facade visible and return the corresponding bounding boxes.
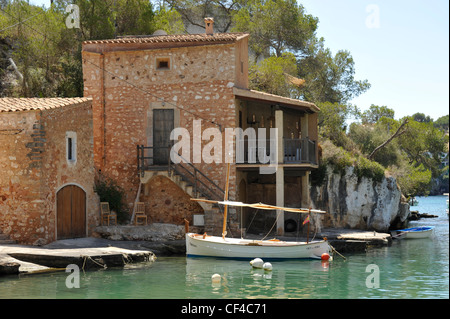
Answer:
[0,98,97,244]
[82,20,320,236]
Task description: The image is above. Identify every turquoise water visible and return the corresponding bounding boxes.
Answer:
[0,196,448,299]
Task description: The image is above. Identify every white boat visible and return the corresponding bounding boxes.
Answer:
[394,226,434,239]
[185,163,331,260]
[186,233,330,260]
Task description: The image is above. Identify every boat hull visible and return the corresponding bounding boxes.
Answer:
[186,233,331,260]
[396,226,434,239]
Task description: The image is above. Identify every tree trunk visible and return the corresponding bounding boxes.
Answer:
[368,118,409,160]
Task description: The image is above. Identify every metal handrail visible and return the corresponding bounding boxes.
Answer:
[170,151,225,200]
[137,145,225,201]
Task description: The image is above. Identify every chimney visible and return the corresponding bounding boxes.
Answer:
[204,17,214,35]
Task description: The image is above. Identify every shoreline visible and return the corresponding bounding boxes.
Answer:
[0,227,392,276]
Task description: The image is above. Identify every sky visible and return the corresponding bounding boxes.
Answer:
[300,0,449,120]
[29,0,449,121]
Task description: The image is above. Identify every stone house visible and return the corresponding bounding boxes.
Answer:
[82,19,319,236]
[0,98,97,244]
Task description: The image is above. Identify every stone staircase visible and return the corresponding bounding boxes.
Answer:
[137,146,240,236]
[0,230,16,245]
[140,168,223,234]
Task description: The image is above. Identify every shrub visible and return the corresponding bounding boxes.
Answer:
[94,175,128,224]
[320,138,386,183]
[354,156,385,183]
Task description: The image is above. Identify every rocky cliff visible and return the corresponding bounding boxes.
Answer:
[310,166,410,232]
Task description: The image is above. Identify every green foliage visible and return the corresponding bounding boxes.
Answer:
[320,139,354,175]
[320,139,385,182]
[390,162,433,197]
[0,0,185,97]
[348,120,400,168]
[94,175,128,224]
[232,0,318,58]
[297,40,371,104]
[434,115,449,131]
[346,111,448,196]
[397,117,448,178]
[360,104,395,124]
[317,101,358,149]
[248,52,298,97]
[354,155,385,183]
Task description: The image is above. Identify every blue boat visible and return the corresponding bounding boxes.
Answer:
[395,226,434,239]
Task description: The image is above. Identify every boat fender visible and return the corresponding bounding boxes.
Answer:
[321,253,330,261]
[263,262,272,271]
[211,274,221,283]
[250,258,264,268]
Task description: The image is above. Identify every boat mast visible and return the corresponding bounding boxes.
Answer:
[222,163,231,239]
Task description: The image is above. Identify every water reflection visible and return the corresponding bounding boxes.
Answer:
[184,257,334,299]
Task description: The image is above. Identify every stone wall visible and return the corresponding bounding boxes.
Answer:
[82,43,240,222]
[310,166,410,232]
[141,175,204,225]
[0,100,96,244]
[40,101,97,242]
[0,110,43,243]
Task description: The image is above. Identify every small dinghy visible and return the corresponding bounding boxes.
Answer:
[394,226,434,239]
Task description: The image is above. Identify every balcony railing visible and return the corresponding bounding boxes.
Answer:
[137,137,317,177]
[283,138,317,164]
[237,138,317,165]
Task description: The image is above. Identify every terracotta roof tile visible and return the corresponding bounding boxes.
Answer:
[83,32,249,45]
[0,98,92,113]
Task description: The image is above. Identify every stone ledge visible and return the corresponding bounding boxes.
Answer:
[0,258,20,276]
[93,223,186,242]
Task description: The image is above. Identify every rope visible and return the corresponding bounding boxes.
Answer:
[329,244,346,261]
[261,210,282,241]
[81,255,107,271]
[245,208,260,237]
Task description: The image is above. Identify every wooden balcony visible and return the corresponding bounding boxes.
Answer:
[235,137,317,169]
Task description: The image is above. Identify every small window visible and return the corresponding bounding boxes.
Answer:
[156,57,170,70]
[68,138,73,160]
[66,131,77,165]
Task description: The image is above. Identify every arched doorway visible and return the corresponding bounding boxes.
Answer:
[57,185,86,240]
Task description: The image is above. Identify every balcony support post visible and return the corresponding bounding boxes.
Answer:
[275,109,284,235]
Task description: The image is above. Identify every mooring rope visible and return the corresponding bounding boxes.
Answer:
[328,244,346,261]
[81,255,107,271]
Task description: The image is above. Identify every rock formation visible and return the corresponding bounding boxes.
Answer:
[310,166,410,232]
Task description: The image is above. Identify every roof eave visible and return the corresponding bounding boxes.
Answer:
[233,87,319,113]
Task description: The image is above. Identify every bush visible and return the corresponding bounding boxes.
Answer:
[321,140,354,175]
[94,175,128,224]
[320,138,386,183]
[354,156,385,183]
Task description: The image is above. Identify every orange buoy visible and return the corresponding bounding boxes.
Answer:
[321,253,330,261]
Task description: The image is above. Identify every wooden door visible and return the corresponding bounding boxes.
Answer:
[57,185,86,240]
[153,109,174,165]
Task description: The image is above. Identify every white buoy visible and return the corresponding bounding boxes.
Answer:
[263,262,272,271]
[211,273,221,283]
[250,258,264,268]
